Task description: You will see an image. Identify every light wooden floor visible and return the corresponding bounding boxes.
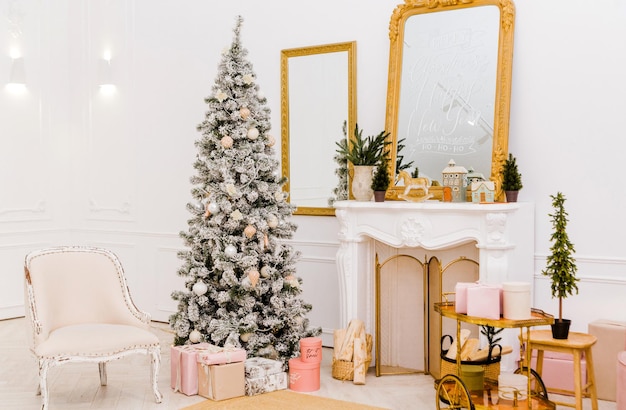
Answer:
[0,318,616,409]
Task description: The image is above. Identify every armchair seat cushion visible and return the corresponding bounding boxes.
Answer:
[35,323,159,359]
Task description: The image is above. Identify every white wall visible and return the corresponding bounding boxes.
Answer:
[1,0,625,342]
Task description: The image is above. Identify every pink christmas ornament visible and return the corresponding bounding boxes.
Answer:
[221,136,233,148]
[239,107,251,119]
[244,224,257,238]
[248,270,260,287]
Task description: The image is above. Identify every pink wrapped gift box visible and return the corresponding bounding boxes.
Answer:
[519,351,586,396]
[171,342,212,395]
[454,282,478,314]
[197,345,246,366]
[466,284,501,320]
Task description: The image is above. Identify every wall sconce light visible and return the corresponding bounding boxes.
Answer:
[98,58,115,93]
[7,57,26,92]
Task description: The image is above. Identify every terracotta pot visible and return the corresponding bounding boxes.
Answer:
[551,319,571,339]
[373,191,386,202]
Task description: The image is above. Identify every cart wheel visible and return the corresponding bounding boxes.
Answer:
[514,366,548,399]
[436,374,475,410]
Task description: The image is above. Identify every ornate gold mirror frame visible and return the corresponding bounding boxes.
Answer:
[281,42,357,216]
[384,0,515,202]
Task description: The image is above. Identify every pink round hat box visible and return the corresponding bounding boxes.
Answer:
[289,357,320,392]
[300,337,322,363]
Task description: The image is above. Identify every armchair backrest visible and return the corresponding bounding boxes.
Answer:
[24,246,150,349]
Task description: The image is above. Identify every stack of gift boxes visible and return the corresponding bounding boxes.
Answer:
[455,281,532,320]
[288,337,322,392]
[170,336,322,400]
[170,343,289,400]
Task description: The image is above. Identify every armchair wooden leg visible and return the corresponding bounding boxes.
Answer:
[99,362,107,386]
[38,358,50,410]
[150,346,163,403]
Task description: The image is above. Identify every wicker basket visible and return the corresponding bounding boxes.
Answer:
[440,335,501,382]
[332,333,373,381]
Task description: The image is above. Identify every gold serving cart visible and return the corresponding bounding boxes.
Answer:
[434,302,556,410]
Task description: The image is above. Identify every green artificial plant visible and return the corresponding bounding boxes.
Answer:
[541,192,579,322]
[371,149,392,192]
[335,123,390,166]
[502,153,523,191]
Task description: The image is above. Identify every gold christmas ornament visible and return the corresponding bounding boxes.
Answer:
[244,224,257,238]
[264,234,269,248]
[266,134,275,147]
[221,136,233,148]
[248,270,260,287]
[239,107,251,119]
[240,332,253,342]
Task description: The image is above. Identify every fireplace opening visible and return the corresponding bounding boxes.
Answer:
[375,242,479,379]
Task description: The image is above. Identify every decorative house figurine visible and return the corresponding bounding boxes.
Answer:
[471,181,495,203]
[442,159,468,202]
[466,167,486,185]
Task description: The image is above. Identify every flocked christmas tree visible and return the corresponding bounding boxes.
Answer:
[170,16,319,366]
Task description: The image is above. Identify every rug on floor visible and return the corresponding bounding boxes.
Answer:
[181,389,389,410]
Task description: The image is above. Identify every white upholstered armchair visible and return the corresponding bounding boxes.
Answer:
[24,246,163,409]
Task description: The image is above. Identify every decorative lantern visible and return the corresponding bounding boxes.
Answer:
[442,159,468,203]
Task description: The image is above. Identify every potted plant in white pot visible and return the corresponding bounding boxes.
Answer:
[335,124,390,201]
[502,153,523,202]
[541,192,579,339]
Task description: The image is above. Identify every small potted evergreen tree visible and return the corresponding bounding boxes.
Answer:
[541,192,579,339]
[502,153,523,202]
[371,150,391,202]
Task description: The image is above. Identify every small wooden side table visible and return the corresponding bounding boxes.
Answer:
[525,330,598,410]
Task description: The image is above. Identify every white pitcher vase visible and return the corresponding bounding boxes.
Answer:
[351,165,375,201]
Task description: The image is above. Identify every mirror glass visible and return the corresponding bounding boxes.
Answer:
[385,0,515,201]
[281,42,356,215]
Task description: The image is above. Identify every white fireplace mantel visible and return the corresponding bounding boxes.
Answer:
[333,200,535,332]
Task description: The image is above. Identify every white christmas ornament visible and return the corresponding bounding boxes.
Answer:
[260,266,270,278]
[242,74,254,85]
[257,90,265,100]
[224,245,237,257]
[247,127,259,140]
[192,281,208,296]
[208,202,220,214]
[189,330,202,343]
[215,90,227,102]
[267,215,278,228]
[221,136,233,148]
